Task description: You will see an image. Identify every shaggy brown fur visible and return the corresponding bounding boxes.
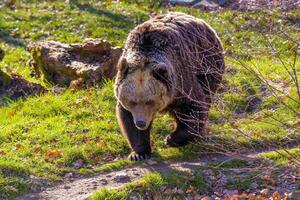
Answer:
[115,12,225,160]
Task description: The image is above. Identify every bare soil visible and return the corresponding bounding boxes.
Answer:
[17,151,299,200]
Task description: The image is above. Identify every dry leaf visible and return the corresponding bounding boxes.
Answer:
[282,193,288,200]
[163,188,172,195]
[32,145,42,152]
[293,119,300,127]
[254,114,263,120]
[224,194,230,200]
[261,175,270,181]
[186,188,193,193]
[45,149,63,158]
[69,78,83,92]
[272,191,281,200]
[0,149,6,155]
[200,196,210,200]
[96,140,106,148]
[239,193,248,198]
[153,193,162,200]
[271,179,277,187]
[231,194,239,200]
[255,194,267,200]
[248,193,255,199]
[8,111,15,118]
[16,142,23,149]
[75,97,90,104]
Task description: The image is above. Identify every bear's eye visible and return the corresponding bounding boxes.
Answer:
[129,101,137,107]
[145,100,154,106]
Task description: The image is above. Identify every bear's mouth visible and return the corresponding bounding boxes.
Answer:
[134,121,149,130]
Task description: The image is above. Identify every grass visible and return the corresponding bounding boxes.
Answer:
[0,0,299,199]
[259,147,300,165]
[91,171,207,200]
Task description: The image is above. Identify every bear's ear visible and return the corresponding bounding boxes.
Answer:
[152,63,171,90]
[117,57,128,79]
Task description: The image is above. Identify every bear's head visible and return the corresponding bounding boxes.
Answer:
[115,57,174,130]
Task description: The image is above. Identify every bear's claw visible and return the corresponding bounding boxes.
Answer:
[128,151,150,161]
[164,134,191,147]
[164,135,180,147]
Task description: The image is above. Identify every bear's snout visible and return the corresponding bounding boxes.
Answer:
[135,120,146,130]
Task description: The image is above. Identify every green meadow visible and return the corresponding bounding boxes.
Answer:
[0,1,299,199]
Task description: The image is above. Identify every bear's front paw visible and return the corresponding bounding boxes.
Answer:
[128,151,150,161]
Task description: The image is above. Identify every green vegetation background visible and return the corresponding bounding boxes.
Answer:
[0,0,299,199]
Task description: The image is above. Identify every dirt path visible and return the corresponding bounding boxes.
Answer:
[17,154,229,200]
[17,151,299,200]
[17,166,151,200]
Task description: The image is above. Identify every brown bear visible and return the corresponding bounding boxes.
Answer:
[114,12,225,160]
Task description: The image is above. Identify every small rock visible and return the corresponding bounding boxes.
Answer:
[146,159,157,165]
[113,172,131,183]
[202,169,213,176]
[224,190,239,196]
[207,175,216,180]
[177,188,184,194]
[64,173,73,178]
[245,96,263,112]
[250,182,258,189]
[212,157,218,161]
[130,196,139,200]
[160,185,168,192]
[63,185,71,189]
[51,86,66,94]
[168,0,198,6]
[133,171,140,176]
[172,187,178,193]
[291,191,300,199]
[86,164,93,169]
[163,188,172,195]
[193,0,219,9]
[99,179,108,185]
[185,194,193,200]
[260,188,270,197]
[73,159,84,168]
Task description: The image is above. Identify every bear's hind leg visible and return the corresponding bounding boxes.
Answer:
[165,104,208,147]
[164,125,198,147]
[116,103,152,161]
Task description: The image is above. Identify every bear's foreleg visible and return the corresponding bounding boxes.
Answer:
[116,103,152,160]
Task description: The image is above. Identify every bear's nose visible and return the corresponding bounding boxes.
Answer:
[135,120,146,129]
